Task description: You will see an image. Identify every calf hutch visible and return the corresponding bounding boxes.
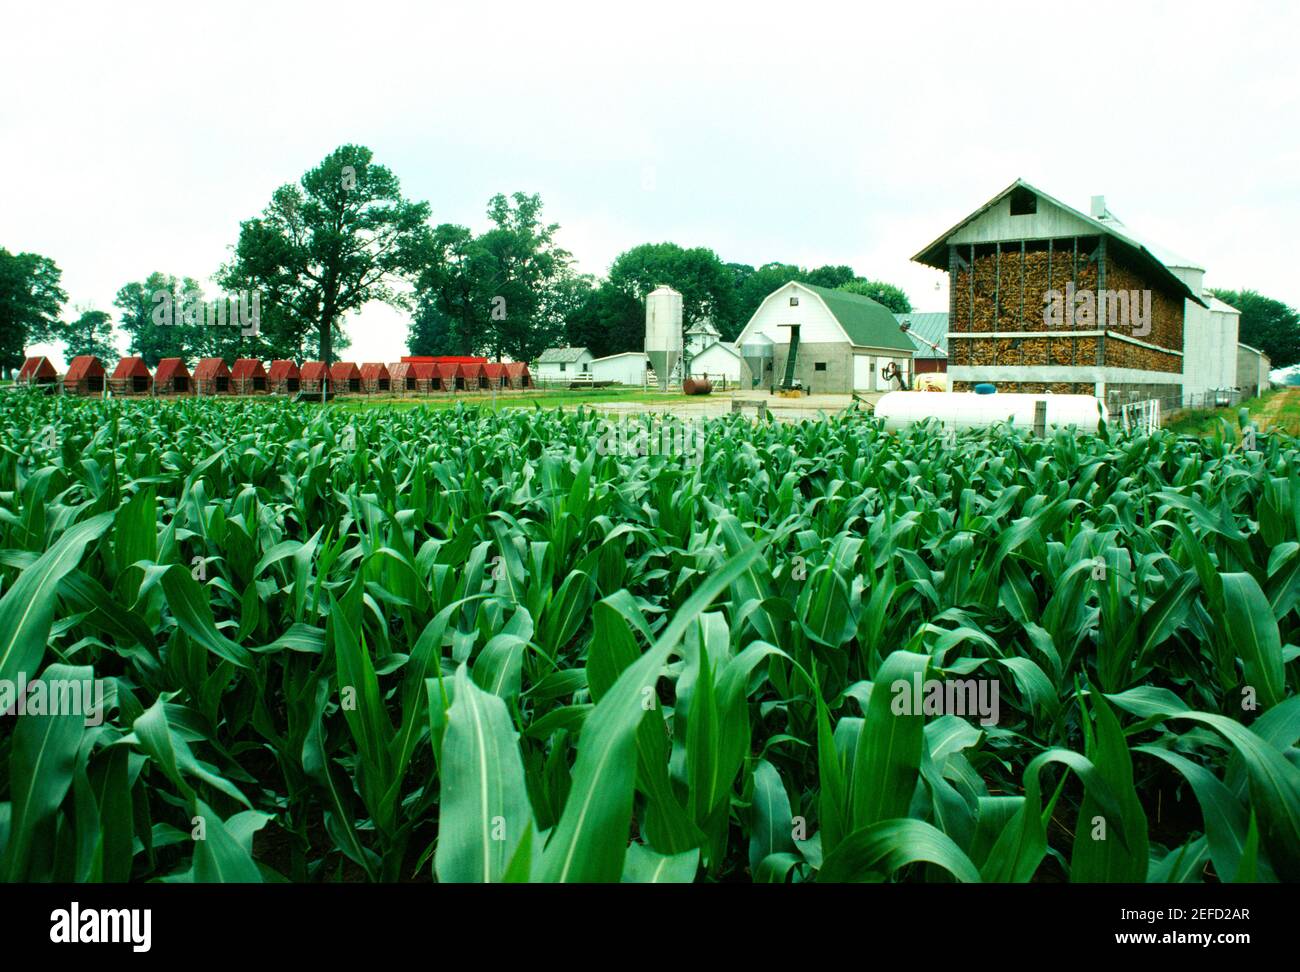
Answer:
[330,361,362,393]
[153,358,190,395]
[300,362,330,395]
[110,356,152,395]
[360,362,390,393]
[481,362,507,390]
[417,362,447,392]
[232,359,268,394]
[388,361,413,393]
[457,361,487,390]
[64,355,106,396]
[503,361,532,389]
[269,360,300,394]
[17,355,58,390]
[733,282,915,393]
[194,358,232,395]
[912,179,1205,410]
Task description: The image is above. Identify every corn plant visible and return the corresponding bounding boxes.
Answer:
[0,395,1295,882]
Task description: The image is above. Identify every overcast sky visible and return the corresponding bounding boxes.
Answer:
[4,0,1297,368]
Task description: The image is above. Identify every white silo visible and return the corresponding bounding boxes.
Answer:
[740,332,774,389]
[645,285,683,391]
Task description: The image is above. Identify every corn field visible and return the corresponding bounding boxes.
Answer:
[0,395,1297,883]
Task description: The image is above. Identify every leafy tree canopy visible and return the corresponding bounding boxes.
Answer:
[221,144,430,364]
[65,308,117,362]
[0,248,67,372]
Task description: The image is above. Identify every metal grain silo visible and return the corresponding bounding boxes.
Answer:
[645,285,683,391]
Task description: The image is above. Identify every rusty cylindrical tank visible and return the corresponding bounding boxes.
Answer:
[683,376,713,395]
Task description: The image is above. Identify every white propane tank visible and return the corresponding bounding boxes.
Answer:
[874,392,1108,434]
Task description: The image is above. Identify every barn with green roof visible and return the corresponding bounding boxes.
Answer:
[732,281,915,394]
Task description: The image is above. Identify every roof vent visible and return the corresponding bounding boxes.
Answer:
[1090,195,1107,219]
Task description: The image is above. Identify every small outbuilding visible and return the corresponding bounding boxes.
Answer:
[895,313,949,374]
[232,359,268,394]
[64,355,107,396]
[194,358,232,395]
[535,347,593,384]
[330,361,362,393]
[300,361,330,395]
[17,355,59,390]
[388,361,413,393]
[686,343,742,387]
[360,362,390,394]
[1237,343,1272,399]
[590,351,650,386]
[153,358,191,395]
[110,356,152,395]
[269,360,300,394]
[481,362,507,389]
[503,362,532,389]
[457,361,487,390]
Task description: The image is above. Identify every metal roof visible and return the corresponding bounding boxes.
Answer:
[194,357,231,380]
[65,355,106,381]
[893,312,949,359]
[538,347,591,363]
[231,358,267,379]
[911,179,1208,308]
[268,360,299,379]
[111,356,151,379]
[153,358,189,382]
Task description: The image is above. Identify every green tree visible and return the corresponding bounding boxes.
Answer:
[114,273,206,367]
[838,279,912,314]
[607,243,740,339]
[411,194,581,361]
[220,144,430,365]
[65,308,117,361]
[0,248,67,374]
[563,281,641,358]
[1210,289,1299,369]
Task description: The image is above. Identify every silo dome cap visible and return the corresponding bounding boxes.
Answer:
[647,285,683,296]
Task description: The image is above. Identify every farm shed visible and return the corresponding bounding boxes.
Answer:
[895,313,949,374]
[64,355,106,395]
[17,355,58,389]
[388,361,413,393]
[590,351,649,386]
[330,361,362,393]
[110,356,152,395]
[268,360,300,394]
[416,362,446,392]
[733,282,915,393]
[194,358,232,395]
[232,359,268,394]
[535,347,593,383]
[153,358,191,395]
[481,362,507,389]
[502,362,531,388]
[457,361,487,390]
[360,362,390,393]
[688,341,742,385]
[1236,342,1272,399]
[300,362,330,395]
[912,179,1204,406]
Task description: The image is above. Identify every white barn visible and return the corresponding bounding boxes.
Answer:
[733,281,915,393]
[590,351,649,385]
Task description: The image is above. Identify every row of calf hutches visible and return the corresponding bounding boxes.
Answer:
[29,354,535,396]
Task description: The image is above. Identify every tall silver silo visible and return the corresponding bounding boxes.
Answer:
[645,285,683,392]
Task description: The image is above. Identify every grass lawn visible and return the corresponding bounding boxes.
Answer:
[1165,386,1300,437]
[326,387,676,413]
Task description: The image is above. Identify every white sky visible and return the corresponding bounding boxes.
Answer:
[4,0,1298,369]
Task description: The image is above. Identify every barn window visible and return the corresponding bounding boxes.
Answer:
[1010,186,1037,216]
[814,362,827,372]
[559,362,566,372]
[789,296,799,306]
